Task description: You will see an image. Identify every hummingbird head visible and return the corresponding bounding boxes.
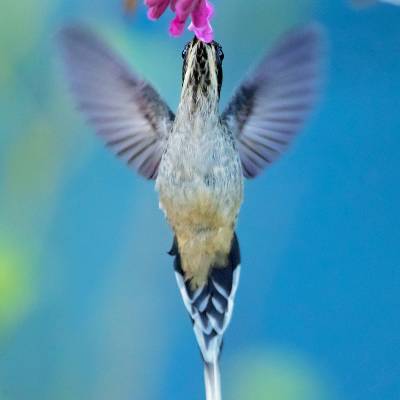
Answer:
[181,37,224,100]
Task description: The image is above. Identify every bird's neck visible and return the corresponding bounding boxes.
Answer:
[176,84,220,127]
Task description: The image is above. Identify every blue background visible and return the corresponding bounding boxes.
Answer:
[0,1,399,399]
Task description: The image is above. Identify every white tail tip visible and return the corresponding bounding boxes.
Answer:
[204,361,222,400]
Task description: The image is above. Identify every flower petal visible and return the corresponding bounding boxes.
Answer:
[189,0,214,42]
[146,0,170,20]
[169,15,186,36]
[144,0,215,42]
[174,0,201,16]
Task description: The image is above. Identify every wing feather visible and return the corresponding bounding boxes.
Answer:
[223,24,325,178]
[58,25,174,180]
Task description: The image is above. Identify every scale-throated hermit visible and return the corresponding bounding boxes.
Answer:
[59,24,323,400]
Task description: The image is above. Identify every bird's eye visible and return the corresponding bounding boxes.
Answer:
[182,45,189,59]
[217,46,224,61]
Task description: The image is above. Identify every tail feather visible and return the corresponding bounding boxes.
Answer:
[171,233,241,399]
[204,361,222,400]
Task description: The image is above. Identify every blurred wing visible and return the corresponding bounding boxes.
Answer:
[58,25,174,179]
[223,25,324,178]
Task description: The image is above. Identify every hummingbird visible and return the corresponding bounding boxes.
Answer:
[59,24,323,400]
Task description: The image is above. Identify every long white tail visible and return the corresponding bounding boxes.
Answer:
[204,361,222,400]
[171,233,241,400]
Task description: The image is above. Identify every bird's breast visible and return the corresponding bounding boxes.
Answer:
[156,125,243,227]
[155,124,243,286]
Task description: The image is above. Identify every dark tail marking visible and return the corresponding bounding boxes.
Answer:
[170,233,241,363]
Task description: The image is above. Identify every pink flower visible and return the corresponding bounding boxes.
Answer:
[144,0,214,43]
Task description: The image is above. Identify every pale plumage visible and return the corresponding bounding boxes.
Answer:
[156,40,243,288]
[58,24,324,400]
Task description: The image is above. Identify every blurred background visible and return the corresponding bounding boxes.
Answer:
[0,0,399,399]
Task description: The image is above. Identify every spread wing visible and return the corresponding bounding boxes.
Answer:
[58,25,174,179]
[222,25,324,178]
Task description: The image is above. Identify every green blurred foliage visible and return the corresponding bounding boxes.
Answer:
[228,349,333,400]
[0,0,51,64]
[0,238,36,337]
